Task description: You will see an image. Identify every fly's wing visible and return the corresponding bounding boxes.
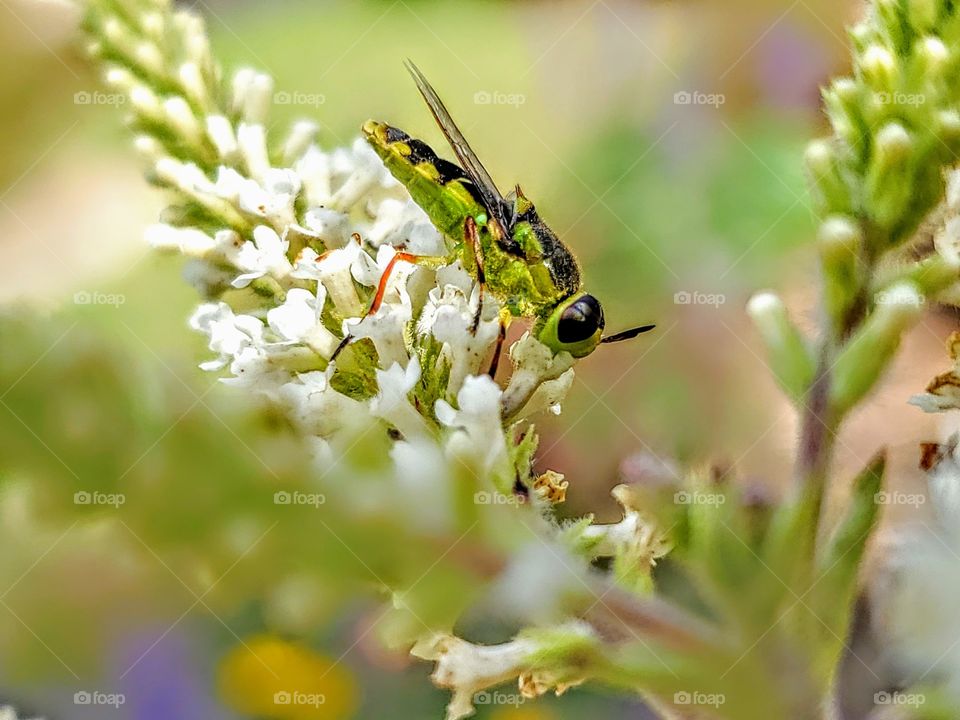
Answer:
[405,60,513,232]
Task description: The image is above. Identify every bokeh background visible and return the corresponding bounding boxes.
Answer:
[0,0,953,718]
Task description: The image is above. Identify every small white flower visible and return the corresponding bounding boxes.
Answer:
[222,344,275,389]
[411,633,539,720]
[278,370,367,441]
[295,146,333,207]
[502,333,576,420]
[312,239,367,317]
[146,223,216,256]
[419,278,499,397]
[213,166,299,228]
[303,207,352,247]
[237,122,271,181]
[267,287,338,357]
[366,196,446,256]
[190,302,264,370]
[371,358,424,440]
[436,375,510,483]
[232,225,292,288]
[329,139,391,210]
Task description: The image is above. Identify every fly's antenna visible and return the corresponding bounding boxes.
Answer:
[600,324,656,345]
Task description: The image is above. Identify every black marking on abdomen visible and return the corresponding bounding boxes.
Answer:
[385,125,410,143]
[381,124,485,205]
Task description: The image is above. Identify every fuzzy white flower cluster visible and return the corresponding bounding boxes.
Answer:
[92,2,575,470]
[169,130,574,462]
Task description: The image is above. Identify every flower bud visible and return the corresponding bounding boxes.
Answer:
[133,134,163,158]
[178,62,208,107]
[134,42,164,75]
[918,35,950,75]
[860,45,899,92]
[824,79,866,155]
[875,122,913,165]
[237,123,271,182]
[232,69,273,125]
[102,17,124,43]
[747,292,816,403]
[206,115,238,158]
[140,11,165,39]
[130,84,162,119]
[818,216,864,327]
[831,282,924,416]
[936,109,960,148]
[805,139,851,215]
[173,10,212,68]
[284,121,319,166]
[104,66,135,92]
[849,23,873,54]
[162,96,202,143]
[865,122,915,233]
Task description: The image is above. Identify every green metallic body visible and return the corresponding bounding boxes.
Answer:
[363,120,579,320]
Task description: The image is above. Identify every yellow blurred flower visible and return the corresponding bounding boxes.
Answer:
[218,634,358,720]
[489,707,557,720]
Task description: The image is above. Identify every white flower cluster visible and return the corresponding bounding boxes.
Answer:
[93,3,575,468]
[169,130,575,463]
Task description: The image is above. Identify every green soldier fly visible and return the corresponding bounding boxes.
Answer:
[336,61,654,366]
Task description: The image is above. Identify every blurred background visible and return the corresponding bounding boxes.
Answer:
[0,0,954,718]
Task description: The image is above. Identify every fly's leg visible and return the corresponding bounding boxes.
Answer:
[464,215,487,334]
[330,249,448,362]
[487,307,511,378]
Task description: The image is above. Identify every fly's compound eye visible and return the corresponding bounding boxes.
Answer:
[557,295,605,344]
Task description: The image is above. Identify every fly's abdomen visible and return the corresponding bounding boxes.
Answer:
[362,120,485,241]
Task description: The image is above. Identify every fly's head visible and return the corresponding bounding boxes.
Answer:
[536,292,606,358]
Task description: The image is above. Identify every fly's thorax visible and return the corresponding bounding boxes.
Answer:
[535,292,606,358]
[510,200,581,298]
